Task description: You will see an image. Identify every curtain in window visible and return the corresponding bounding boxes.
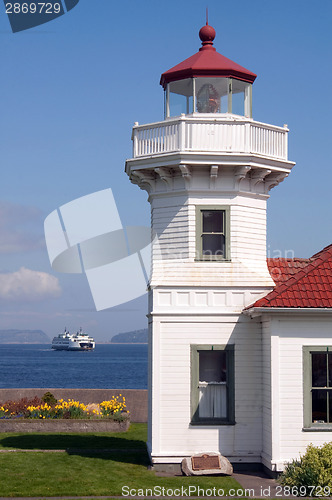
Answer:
[198,381,227,418]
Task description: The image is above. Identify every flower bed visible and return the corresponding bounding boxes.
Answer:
[0,393,130,432]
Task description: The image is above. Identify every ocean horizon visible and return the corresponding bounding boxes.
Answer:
[0,343,148,389]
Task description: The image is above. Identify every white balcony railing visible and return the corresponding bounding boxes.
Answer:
[132,115,288,161]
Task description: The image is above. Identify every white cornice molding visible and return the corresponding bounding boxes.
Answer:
[126,152,295,172]
[264,172,289,193]
[244,307,332,318]
[251,168,272,186]
[179,165,192,188]
[234,165,251,188]
[209,165,218,188]
[131,170,155,193]
[155,167,173,189]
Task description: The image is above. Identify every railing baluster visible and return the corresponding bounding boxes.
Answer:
[150,127,154,155]
[132,118,288,160]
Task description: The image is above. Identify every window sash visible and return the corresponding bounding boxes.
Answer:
[202,210,224,234]
[312,389,332,424]
[312,352,329,387]
[195,206,230,261]
[191,344,234,425]
[198,382,227,419]
[311,352,332,424]
[303,346,332,429]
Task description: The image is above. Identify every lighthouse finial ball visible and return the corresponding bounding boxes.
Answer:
[199,24,216,43]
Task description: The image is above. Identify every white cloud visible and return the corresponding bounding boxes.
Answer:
[0,201,44,254]
[0,267,61,301]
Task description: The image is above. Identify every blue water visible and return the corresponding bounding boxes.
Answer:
[0,344,148,389]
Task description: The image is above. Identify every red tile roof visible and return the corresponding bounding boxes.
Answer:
[267,258,312,284]
[250,244,332,309]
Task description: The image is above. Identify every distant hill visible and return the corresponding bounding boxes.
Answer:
[111,328,148,344]
[0,329,50,344]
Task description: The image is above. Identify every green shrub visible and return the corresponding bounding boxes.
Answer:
[41,392,57,406]
[279,442,332,495]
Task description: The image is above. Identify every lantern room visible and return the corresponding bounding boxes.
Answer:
[160,24,257,118]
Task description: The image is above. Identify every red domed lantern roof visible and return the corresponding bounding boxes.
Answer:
[160,24,257,88]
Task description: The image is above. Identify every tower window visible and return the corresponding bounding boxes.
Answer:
[196,206,230,260]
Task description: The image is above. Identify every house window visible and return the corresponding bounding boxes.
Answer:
[195,206,230,260]
[191,344,235,425]
[303,346,332,429]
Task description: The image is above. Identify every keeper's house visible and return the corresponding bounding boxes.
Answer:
[125,22,332,476]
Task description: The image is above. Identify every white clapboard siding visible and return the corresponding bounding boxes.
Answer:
[261,318,273,467]
[150,195,272,287]
[263,317,332,469]
[152,203,190,260]
[149,316,262,459]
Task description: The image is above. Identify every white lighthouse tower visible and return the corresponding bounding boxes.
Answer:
[125,23,294,472]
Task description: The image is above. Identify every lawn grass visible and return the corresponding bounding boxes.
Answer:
[0,423,243,497]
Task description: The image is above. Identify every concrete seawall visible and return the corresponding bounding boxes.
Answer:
[0,388,148,423]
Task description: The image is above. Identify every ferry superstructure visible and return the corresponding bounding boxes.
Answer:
[51,328,95,351]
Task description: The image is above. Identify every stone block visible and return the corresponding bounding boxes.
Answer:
[181,452,233,476]
[0,418,130,433]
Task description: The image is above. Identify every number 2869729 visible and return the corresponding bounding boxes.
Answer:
[6,3,62,14]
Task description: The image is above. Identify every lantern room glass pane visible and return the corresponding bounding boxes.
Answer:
[231,79,250,116]
[195,78,228,113]
[168,79,193,117]
[166,77,252,117]
[169,92,189,116]
[232,90,245,115]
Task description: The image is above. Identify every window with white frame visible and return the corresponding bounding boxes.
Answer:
[191,344,235,425]
[303,346,332,429]
[195,206,230,260]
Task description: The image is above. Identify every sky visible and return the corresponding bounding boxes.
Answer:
[0,0,331,341]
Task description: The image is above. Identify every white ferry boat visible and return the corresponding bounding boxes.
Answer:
[51,328,95,351]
